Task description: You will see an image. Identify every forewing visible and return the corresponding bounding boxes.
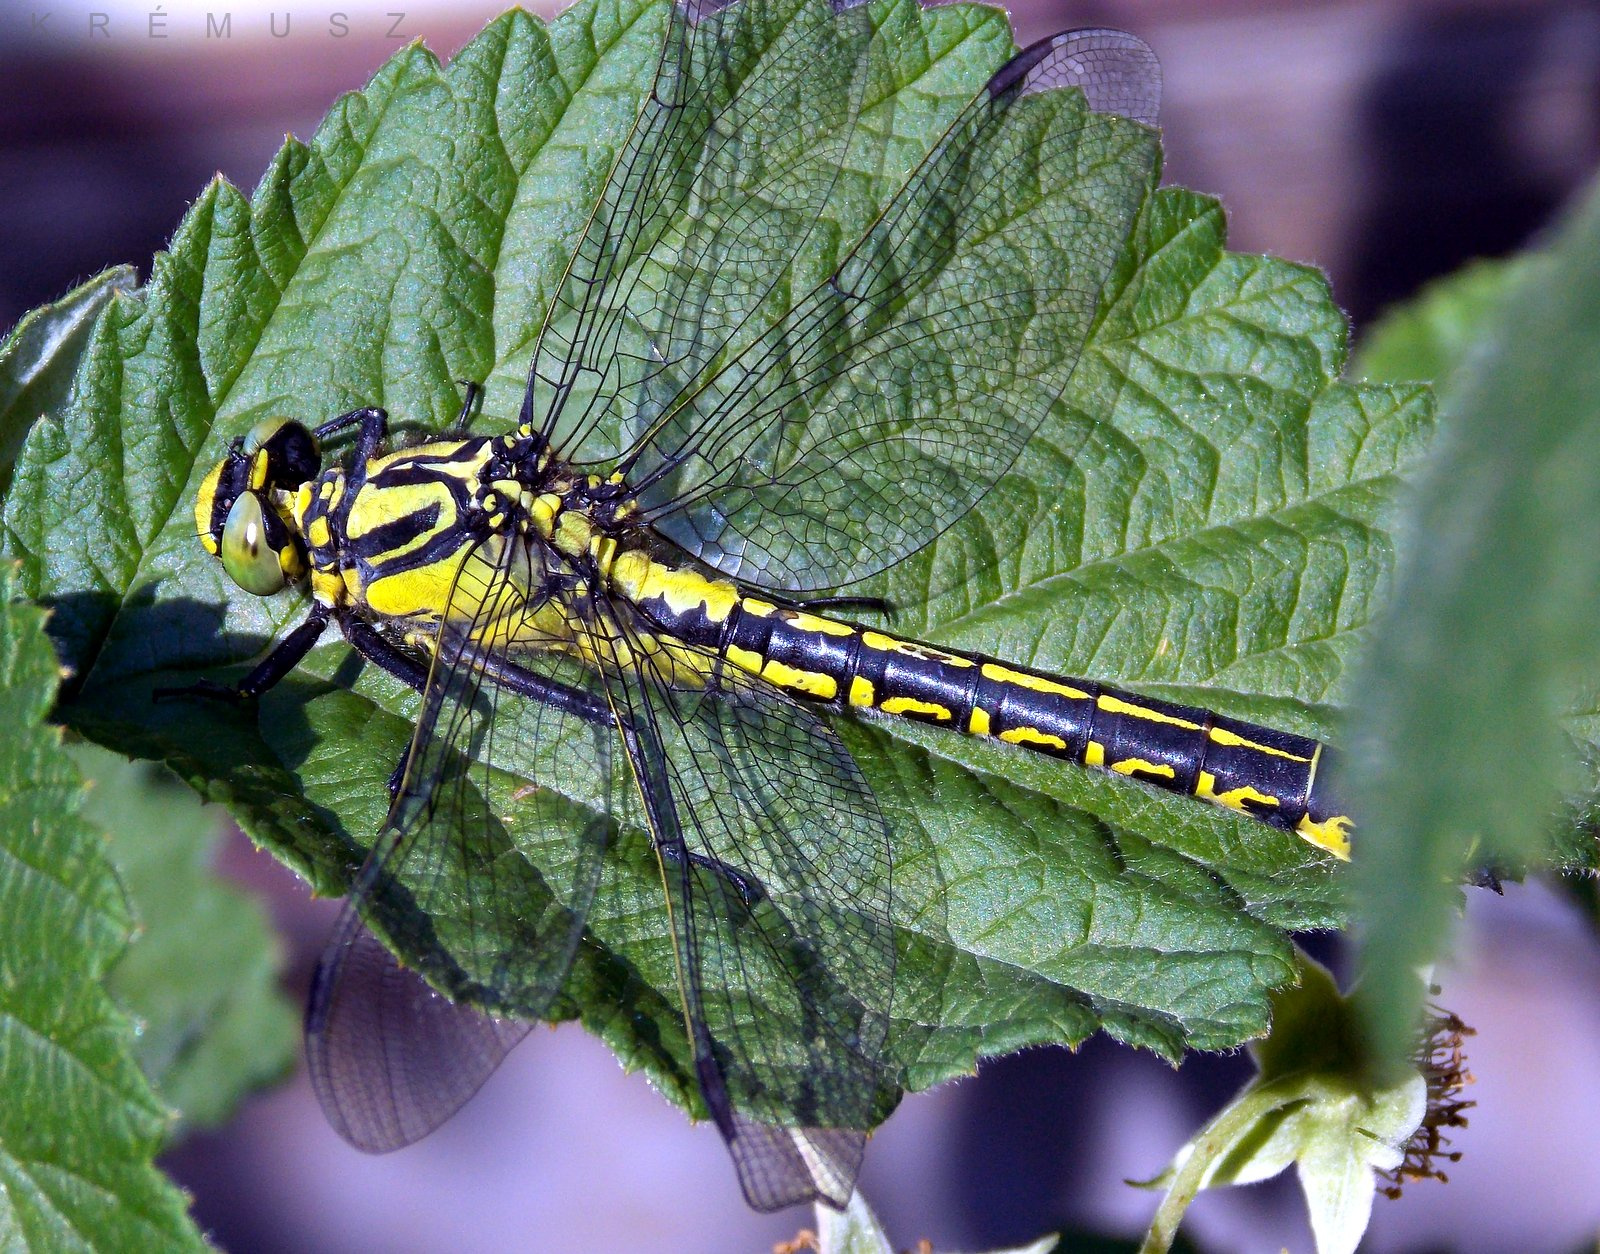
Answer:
[306,532,617,1151]
[632,28,1162,590]
[523,0,874,464]
[590,608,906,1210]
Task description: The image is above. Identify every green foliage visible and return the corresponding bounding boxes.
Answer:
[1343,173,1600,1054]
[0,571,204,1251]
[0,0,1432,1124]
[0,246,295,1146]
[75,743,298,1130]
[0,266,136,495]
[1354,256,1529,386]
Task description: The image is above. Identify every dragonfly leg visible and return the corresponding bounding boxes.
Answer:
[343,616,619,726]
[154,603,333,703]
[449,380,482,433]
[793,593,896,621]
[469,649,615,729]
[324,616,433,802]
[340,619,618,803]
[340,615,430,693]
[312,406,390,468]
[659,842,767,911]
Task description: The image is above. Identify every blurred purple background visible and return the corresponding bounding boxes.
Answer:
[4,1,1600,1250]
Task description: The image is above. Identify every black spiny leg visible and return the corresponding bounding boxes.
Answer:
[471,647,615,728]
[449,381,482,435]
[313,407,390,471]
[339,617,617,804]
[341,615,430,694]
[659,843,767,912]
[336,616,442,804]
[796,593,896,622]
[154,603,334,703]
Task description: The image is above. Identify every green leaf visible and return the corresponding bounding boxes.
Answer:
[1353,256,1530,386]
[0,0,1428,1124]
[0,569,204,1251]
[0,266,137,497]
[1135,957,1426,1254]
[1343,172,1600,1054]
[73,743,297,1130]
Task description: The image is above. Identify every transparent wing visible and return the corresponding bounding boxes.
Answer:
[522,0,875,465]
[1001,27,1161,126]
[305,908,530,1152]
[584,604,905,1210]
[626,26,1162,590]
[306,532,617,1152]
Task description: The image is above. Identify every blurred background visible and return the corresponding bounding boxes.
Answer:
[4,0,1600,1250]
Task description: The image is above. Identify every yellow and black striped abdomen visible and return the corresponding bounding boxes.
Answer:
[706,592,1353,860]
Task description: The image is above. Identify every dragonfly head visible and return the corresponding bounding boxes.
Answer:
[195,417,322,596]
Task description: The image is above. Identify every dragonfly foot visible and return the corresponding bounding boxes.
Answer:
[152,678,248,704]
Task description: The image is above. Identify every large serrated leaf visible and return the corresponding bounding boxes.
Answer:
[0,0,1431,1124]
[0,570,204,1252]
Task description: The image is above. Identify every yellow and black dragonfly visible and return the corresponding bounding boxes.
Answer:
[168,0,1351,1211]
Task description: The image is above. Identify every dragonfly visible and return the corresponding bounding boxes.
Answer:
[167,0,1352,1212]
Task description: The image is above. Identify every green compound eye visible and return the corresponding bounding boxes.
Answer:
[220,491,291,595]
[243,417,321,490]
[242,417,288,454]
